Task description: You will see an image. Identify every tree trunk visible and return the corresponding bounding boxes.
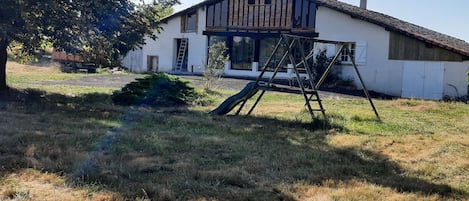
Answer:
[0,39,8,91]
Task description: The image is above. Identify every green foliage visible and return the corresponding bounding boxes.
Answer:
[0,0,178,67]
[204,42,229,90]
[112,73,213,106]
[312,49,354,88]
[7,41,38,64]
[467,71,469,84]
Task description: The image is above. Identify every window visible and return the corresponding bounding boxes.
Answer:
[147,55,159,72]
[248,0,271,5]
[336,42,367,65]
[207,0,228,27]
[340,43,356,63]
[209,36,228,46]
[232,36,255,70]
[209,36,228,57]
[293,0,316,28]
[259,38,287,72]
[182,11,197,32]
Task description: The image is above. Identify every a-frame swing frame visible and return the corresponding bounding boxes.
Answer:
[235,34,381,121]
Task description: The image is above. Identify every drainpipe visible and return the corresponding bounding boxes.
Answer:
[360,0,367,9]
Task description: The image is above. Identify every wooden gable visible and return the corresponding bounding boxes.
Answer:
[389,32,465,62]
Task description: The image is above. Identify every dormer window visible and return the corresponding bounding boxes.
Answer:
[181,11,197,33]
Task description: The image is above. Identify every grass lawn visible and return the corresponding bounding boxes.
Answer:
[0,61,468,201]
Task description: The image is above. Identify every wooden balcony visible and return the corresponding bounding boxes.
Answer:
[206,0,317,34]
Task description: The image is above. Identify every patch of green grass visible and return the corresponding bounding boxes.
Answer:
[11,84,116,95]
[7,73,88,84]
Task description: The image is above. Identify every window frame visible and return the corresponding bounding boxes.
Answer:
[339,43,356,64]
[182,10,198,33]
[231,36,255,71]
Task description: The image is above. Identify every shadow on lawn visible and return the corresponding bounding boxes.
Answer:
[0,88,466,200]
[0,88,121,175]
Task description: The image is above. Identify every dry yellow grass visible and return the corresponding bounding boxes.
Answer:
[0,169,121,201]
[280,180,443,201]
[5,61,62,74]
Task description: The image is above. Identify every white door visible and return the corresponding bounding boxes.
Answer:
[423,62,444,99]
[402,61,444,100]
[152,56,159,72]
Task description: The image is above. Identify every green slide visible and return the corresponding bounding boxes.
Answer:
[210,81,259,115]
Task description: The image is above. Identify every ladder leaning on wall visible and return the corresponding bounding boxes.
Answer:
[175,38,188,71]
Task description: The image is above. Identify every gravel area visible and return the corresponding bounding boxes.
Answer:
[35,73,377,99]
[36,74,146,88]
[180,75,363,99]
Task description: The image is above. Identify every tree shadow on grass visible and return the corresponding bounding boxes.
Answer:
[0,89,466,200]
[67,108,466,200]
[0,88,122,176]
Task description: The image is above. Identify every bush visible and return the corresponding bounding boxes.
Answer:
[312,48,355,89]
[112,73,213,107]
[203,41,229,90]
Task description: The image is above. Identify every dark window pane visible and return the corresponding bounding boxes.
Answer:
[186,11,197,32]
[248,0,255,4]
[209,36,229,58]
[221,0,228,26]
[265,0,271,4]
[259,37,287,72]
[232,36,254,70]
[207,5,214,26]
[209,36,228,46]
[214,2,221,26]
[308,2,316,28]
[293,0,302,27]
[302,0,308,27]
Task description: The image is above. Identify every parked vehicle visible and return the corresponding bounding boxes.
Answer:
[52,50,97,73]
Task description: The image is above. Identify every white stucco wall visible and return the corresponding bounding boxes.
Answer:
[145,7,207,73]
[316,6,404,96]
[122,7,208,73]
[316,7,469,98]
[444,61,469,97]
[121,49,143,72]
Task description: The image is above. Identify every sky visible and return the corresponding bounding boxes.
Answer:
[172,0,469,42]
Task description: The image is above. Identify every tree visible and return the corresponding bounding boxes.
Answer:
[204,41,229,91]
[0,0,177,91]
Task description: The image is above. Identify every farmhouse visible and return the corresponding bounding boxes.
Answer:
[122,0,469,100]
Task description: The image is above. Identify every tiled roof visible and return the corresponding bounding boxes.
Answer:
[317,0,469,57]
[161,0,215,22]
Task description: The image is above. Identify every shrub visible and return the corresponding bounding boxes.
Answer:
[312,48,355,89]
[203,41,229,91]
[112,73,213,107]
